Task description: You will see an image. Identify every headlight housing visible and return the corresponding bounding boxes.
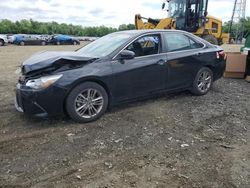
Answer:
[25,74,62,89]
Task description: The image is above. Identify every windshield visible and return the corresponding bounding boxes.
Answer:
[76,33,133,58]
[168,0,186,18]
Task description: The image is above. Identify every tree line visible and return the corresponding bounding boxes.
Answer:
[1,18,250,38]
[222,17,250,39]
[0,19,135,37]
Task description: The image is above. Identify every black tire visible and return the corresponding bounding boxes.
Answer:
[73,41,77,45]
[191,67,213,96]
[56,41,60,45]
[202,35,218,45]
[41,41,46,46]
[20,41,25,46]
[66,82,108,123]
[0,39,4,46]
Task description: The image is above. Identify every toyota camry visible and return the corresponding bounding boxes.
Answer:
[15,30,226,122]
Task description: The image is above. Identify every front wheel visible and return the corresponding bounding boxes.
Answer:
[20,41,25,46]
[0,39,4,46]
[191,67,213,96]
[66,82,108,123]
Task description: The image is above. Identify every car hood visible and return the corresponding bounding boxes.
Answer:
[22,51,96,75]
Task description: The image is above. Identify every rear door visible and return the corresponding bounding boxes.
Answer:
[162,32,206,90]
[111,34,168,102]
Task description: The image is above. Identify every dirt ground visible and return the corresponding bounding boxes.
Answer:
[0,43,249,188]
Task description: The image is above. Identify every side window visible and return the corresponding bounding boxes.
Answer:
[212,22,218,33]
[126,35,160,57]
[163,33,204,52]
[189,38,204,49]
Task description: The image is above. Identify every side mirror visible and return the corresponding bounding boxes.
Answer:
[162,2,165,10]
[119,50,135,60]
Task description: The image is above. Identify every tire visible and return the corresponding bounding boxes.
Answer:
[56,41,60,45]
[0,39,4,46]
[73,41,77,45]
[66,82,108,123]
[191,67,213,96]
[20,41,25,46]
[41,41,46,46]
[202,35,218,45]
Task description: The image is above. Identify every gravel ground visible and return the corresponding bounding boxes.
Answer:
[0,44,249,188]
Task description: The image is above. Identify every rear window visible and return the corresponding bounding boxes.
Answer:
[163,33,204,52]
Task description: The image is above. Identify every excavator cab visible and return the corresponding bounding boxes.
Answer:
[163,0,208,32]
[135,0,229,44]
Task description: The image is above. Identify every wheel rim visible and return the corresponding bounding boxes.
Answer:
[197,71,212,93]
[74,89,104,118]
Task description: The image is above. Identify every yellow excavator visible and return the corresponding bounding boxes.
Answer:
[135,0,229,45]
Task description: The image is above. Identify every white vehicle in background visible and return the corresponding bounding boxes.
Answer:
[7,35,16,43]
[0,34,8,46]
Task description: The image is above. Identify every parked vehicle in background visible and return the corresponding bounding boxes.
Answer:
[15,30,226,123]
[49,35,80,45]
[7,35,15,43]
[38,35,51,41]
[77,36,98,41]
[13,34,47,46]
[0,34,8,46]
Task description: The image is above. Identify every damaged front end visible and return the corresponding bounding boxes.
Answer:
[20,51,97,81]
[15,51,98,117]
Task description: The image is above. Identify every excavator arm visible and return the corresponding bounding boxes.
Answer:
[135,14,173,30]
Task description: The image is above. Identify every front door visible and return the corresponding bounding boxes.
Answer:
[111,34,168,102]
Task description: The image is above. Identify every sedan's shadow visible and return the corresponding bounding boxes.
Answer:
[19,90,193,127]
[108,90,192,113]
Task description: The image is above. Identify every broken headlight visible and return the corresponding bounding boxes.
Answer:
[25,74,62,89]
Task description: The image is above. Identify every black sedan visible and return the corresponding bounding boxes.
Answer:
[15,30,226,122]
[14,35,47,46]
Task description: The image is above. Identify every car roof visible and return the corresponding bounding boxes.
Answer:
[115,29,191,35]
[115,29,212,46]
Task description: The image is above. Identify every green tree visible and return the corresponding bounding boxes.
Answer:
[0,19,135,36]
[223,17,250,39]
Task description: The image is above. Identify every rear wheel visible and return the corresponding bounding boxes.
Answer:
[0,39,4,46]
[56,41,60,45]
[41,41,46,46]
[73,41,77,45]
[191,67,213,96]
[20,41,25,46]
[202,35,218,45]
[66,82,108,123]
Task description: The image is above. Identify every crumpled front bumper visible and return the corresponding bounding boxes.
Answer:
[15,83,68,118]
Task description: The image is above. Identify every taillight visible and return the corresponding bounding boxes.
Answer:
[216,51,225,59]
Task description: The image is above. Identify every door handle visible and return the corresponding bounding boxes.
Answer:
[196,52,203,56]
[156,59,167,65]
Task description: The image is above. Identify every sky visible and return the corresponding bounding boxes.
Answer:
[0,0,249,27]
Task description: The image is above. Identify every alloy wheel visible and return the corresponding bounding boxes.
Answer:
[74,89,104,118]
[197,71,212,93]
